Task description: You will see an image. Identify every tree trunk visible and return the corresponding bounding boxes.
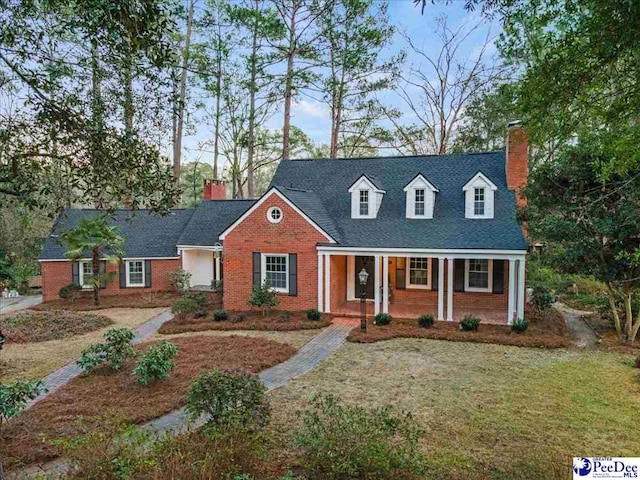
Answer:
[246,9,259,199]
[173,0,195,190]
[605,282,624,341]
[213,52,222,180]
[92,246,100,306]
[90,37,105,209]
[282,2,297,161]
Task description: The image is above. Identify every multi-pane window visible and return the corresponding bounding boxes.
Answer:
[127,261,144,286]
[359,190,369,216]
[264,255,288,291]
[81,262,93,287]
[414,189,425,216]
[409,257,429,286]
[474,188,485,216]
[468,259,489,289]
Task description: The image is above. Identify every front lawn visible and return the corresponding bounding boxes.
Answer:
[268,339,640,479]
[2,335,297,469]
[0,310,113,342]
[159,310,332,335]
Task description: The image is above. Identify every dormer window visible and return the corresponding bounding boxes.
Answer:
[463,172,497,219]
[403,174,438,219]
[349,175,385,219]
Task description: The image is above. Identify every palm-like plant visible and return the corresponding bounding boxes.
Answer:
[61,216,124,306]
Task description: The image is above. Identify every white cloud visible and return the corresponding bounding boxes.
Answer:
[292,99,328,118]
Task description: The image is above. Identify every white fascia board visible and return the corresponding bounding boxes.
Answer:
[462,172,498,191]
[219,188,336,243]
[316,245,527,260]
[403,174,439,192]
[176,245,222,251]
[348,175,386,194]
[39,256,179,262]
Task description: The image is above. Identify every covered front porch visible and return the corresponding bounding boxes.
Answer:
[177,245,223,290]
[316,247,526,325]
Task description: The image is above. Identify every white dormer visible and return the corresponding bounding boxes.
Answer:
[403,174,439,219]
[462,172,498,219]
[348,175,385,219]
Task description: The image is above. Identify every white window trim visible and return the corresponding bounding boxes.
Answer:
[348,175,385,219]
[126,260,145,287]
[267,206,283,224]
[464,259,493,293]
[403,174,438,219]
[463,172,497,219]
[261,253,289,294]
[406,257,432,289]
[79,261,93,289]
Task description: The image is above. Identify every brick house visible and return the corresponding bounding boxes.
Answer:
[40,124,528,324]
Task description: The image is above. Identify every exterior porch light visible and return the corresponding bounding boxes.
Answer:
[358,267,369,332]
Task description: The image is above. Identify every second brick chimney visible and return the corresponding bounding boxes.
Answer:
[506,121,528,207]
[203,179,226,200]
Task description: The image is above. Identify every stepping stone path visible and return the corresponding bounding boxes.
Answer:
[555,302,599,349]
[25,309,174,409]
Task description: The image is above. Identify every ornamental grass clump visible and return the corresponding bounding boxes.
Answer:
[511,317,529,333]
[460,315,481,332]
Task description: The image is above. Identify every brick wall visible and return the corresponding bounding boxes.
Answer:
[40,258,181,302]
[222,193,328,311]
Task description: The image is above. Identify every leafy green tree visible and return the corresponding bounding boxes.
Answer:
[248,281,279,316]
[180,161,214,207]
[61,216,124,306]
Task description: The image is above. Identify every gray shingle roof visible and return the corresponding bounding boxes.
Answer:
[39,209,194,260]
[275,187,341,242]
[270,151,527,250]
[177,200,255,246]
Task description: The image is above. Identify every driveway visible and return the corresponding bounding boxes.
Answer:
[0,294,43,315]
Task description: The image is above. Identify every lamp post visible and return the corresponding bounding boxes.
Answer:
[358,267,369,332]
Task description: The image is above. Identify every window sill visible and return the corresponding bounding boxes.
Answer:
[125,284,145,288]
[464,288,492,293]
[406,284,431,290]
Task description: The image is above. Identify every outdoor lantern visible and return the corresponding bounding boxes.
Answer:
[358,268,369,286]
[358,268,369,333]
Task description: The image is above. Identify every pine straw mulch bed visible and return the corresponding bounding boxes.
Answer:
[1,335,297,470]
[0,310,113,343]
[348,307,570,348]
[582,313,640,353]
[158,310,332,335]
[32,291,183,311]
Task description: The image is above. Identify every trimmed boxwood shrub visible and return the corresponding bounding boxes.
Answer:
[373,313,392,326]
[460,315,481,332]
[417,314,435,328]
[213,310,228,322]
[59,283,82,300]
[511,317,529,333]
[171,297,199,315]
[306,309,322,321]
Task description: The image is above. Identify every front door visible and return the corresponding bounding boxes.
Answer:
[354,256,375,298]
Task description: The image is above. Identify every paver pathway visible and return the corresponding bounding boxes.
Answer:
[555,302,599,348]
[25,309,174,409]
[145,317,359,435]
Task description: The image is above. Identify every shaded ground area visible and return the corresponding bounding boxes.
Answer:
[0,310,113,343]
[0,308,166,382]
[2,335,297,470]
[32,292,180,311]
[268,338,640,480]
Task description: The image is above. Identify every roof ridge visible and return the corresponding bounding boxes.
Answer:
[286,151,505,162]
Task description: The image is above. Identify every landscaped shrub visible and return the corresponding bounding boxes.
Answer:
[194,307,208,319]
[511,317,529,333]
[247,281,279,316]
[460,315,481,332]
[77,327,137,373]
[171,297,200,315]
[0,310,112,343]
[0,379,46,432]
[374,313,392,326]
[417,314,435,328]
[230,313,246,324]
[306,308,322,321]
[295,395,426,479]
[213,309,228,322]
[133,341,179,385]
[169,269,192,293]
[186,369,270,430]
[531,286,554,311]
[59,283,82,300]
[185,292,208,308]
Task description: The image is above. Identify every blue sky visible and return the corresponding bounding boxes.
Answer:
[181,0,500,167]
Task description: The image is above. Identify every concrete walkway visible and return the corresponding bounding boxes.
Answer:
[25,309,174,409]
[556,302,599,348]
[145,317,359,435]
[0,294,43,316]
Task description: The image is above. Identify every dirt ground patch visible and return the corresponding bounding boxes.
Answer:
[0,310,113,343]
[32,292,181,311]
[2,335,297,470]
[268,339,640,480]
[159,310,331,335]
[0,308,165,382]
[348,307,569,348]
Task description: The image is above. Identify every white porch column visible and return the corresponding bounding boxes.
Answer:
[507,259,516,324]
[446,257,454,321]
[214,255,221,283]
[437,257,445,320]
[382,255,389,314]
[324,254,331,313]
[317,253,324,312]
[517,257,526,320]
[374,256,381,316]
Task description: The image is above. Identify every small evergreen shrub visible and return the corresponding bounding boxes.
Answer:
[186,369,270,430]
[247,281,279,316]
[417,314,435,328]
[59,283,82,300]
[306,309,322,321]
[213,309,228,322]
[77,327,137,373]
[171,297,199,315]
[531,286,554,311]
[169,269,192,293]
[194,307,208,319]
[511,317,529,333]
[230,313,246,324]
[460,315,481,332]
[373,313,392,326]
[185,292,208,308]
[134,341,179,385]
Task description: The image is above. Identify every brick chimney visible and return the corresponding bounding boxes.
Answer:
[506,121,528,207]
[203,179,226,200]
